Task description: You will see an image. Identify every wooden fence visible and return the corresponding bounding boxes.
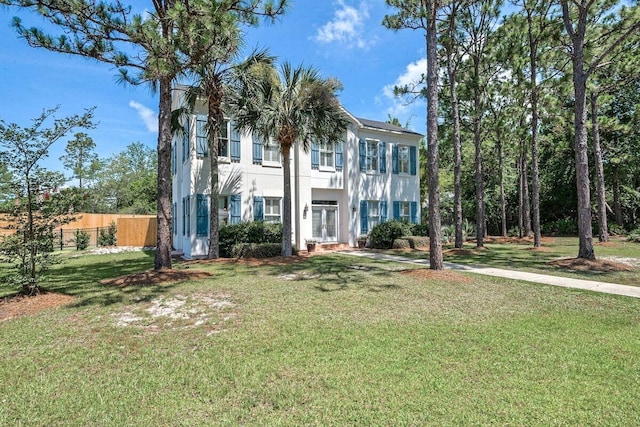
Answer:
[0,213,157,248]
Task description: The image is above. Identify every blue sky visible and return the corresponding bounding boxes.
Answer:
[0,1,427,175]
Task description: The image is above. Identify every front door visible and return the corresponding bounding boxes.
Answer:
[312,204,338,242]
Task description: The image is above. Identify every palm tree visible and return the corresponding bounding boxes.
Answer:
[227,62,349,256]
[177,13,274,259]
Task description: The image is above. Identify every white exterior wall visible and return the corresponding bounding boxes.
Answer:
[171,90,421,258]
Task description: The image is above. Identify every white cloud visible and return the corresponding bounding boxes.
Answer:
[381,58,427,125]
[313,1,377,50]
[129,100,158,133]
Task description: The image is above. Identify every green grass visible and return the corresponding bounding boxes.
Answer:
[2,250,640,425]
[385,236,640,286]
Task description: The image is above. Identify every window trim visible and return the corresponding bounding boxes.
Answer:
[264,197,282,223]
[366,139,379,173]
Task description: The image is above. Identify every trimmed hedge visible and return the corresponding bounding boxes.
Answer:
[392,238,411,249]
[219,221,283,258]
[407,236,429,248]
[370,220,414,249]
[230,243,283,258]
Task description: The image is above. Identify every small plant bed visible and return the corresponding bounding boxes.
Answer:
[547,258,634,272]
[0,291,75,321]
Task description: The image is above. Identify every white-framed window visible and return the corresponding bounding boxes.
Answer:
[264,198,281,223]
[320,142,334,169]
[263,141,280,164]
[218,120,229,158]
[398,201,411,221]
[218,196,230,225]
[366,140,379,172]
[368,200,380,232]
[398,145,410,174]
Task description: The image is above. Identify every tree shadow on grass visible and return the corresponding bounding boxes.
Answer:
[44,251,178,308]
[262,254,404,293]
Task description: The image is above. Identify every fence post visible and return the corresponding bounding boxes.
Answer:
[96,227,99,247]
[60,228,63,251]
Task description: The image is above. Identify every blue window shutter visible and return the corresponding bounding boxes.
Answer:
[380,201,387,223]
[181,198,186,236]
[182,118,189,162]
[335,141,343,171]
[410,201,418,224]
[311,141,319,170]
[196,115,208,157]
[253,196,264,221]
[196,194,209,237]
[379,141,386,173]
[230,122,241,162]
[393,201,400,220]
[230,194,241,224]
[410,146,417,176]
[187,196,191,235]
[360,200,368,235]
[172,202,176,234]
[252,134,262,165]
[359,139,366,172]
[392,144,399,174]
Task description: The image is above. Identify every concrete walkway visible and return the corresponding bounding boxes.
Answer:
[339,251,640,299]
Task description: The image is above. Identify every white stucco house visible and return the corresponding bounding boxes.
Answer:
[171,87,422,259]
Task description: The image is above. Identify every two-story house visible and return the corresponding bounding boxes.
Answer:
[171,87,422,259]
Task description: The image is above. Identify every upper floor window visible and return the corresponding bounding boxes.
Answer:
[218,120,229,158]
[263,141,280,164]
[366,140,379,172]
[196,116,208,158]
[392,144,417,176]
[359,139,386,173]
[320,142,334,168]
[398,146,410,174]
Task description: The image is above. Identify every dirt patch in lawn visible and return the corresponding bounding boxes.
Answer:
[0,292,75,321]
[100,269,212,287]
[547,258,634,272]
[400,269,473,283]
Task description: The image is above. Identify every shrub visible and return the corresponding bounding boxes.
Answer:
[627,228,640,243]
[441,225,455,244]
[407,236,429,248]
[392,238,411,249]
[412,223,429,236]
[98,222,117,246]
[608,223,626,236]
[74,230,90,250]
[462,219,476,241]
[369,220,414,249]
[219,221,283,258]
[230,243,281,258]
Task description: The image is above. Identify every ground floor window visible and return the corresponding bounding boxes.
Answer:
[264,198,281,223]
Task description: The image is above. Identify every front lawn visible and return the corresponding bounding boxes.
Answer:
[386,236,640,286]
[1,250,639,425]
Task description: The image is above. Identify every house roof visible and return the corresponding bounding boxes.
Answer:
[354,117,423,137]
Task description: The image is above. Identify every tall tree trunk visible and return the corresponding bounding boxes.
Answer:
[613,166,623,226]
[427,13,443,270]
[281,143,293,256]
[562,1,595,260]
[571,53,595,259]
[590,92,608,242]
[446,7,463,249]
[517,155,523,238]
[473,59,485,247]
[207,89,222,259]
[521,146,532,237]
[25,176,37,295]
[497,138,507,237]
[155,76,173,270]
[528,17,542,247]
